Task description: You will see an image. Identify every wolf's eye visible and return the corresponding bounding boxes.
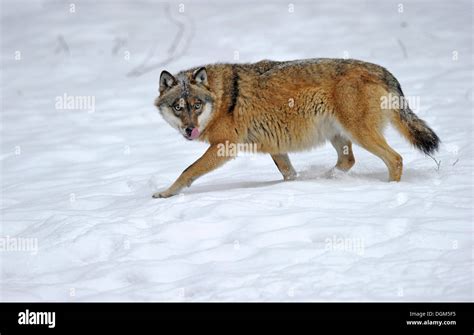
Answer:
[194,103,202,110]
[173,105,182,113]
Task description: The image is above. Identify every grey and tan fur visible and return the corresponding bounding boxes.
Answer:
[153,58,440,198]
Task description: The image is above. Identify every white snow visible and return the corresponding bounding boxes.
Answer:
[1,0,472,301]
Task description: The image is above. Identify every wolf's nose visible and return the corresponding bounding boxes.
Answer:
[185,127,194,137]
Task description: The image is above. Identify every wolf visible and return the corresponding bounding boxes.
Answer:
[153,59,440,198]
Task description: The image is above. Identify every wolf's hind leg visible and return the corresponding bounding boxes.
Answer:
[271,154,297,181]
[350,130,403,181]
[330,135,355,171]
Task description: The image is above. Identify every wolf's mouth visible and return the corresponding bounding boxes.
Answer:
[184,127,200,140]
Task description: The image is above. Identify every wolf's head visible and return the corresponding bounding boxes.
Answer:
[154,67,215,141]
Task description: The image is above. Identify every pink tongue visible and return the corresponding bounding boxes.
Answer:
[190,128,200,140]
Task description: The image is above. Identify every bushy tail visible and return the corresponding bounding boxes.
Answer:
[382,69,440,155]
[394,106,441,155]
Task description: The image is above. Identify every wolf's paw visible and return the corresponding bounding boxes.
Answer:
[324,167,349,179]
[283,172,297,181]
[152,190,175,199]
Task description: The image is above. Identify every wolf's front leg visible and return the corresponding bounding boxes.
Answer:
[271,154,297,181]
[153,144,232,198]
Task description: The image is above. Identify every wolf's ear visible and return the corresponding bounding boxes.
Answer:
[192,67,208,86]
[159,70,176,92]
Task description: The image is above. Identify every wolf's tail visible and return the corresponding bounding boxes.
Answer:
[393,106,440,155]
[383,70,440,155]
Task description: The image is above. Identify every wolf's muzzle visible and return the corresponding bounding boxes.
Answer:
[184,127,200,140]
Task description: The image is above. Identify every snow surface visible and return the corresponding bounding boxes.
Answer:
[1,0,472,301]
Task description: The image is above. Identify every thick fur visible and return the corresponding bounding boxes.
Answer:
[153,58,440,198]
